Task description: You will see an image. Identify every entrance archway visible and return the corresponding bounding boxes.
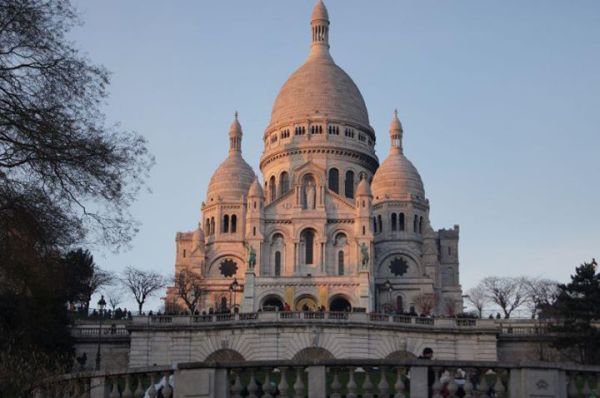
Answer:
[329,296,352,312]
[261,295,284,311]
[205,349,245,363]
[295,295,318,311]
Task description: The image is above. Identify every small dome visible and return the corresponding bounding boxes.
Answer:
[229,111,242,136]
[311,0,329,22]
[206,154,255,202]
[371,154,425,202]
[248,178,264,197]
[356,178,372,197]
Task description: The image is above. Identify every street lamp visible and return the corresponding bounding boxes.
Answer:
[95,295,106,370]
[229,278,239,312]
[384,279,392,313]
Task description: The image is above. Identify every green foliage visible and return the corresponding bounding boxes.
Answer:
[550,259,600,364]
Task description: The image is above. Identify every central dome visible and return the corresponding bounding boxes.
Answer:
[268,1,370,130]
[269,57,370,129]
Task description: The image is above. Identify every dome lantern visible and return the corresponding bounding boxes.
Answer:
[390,109,404,154]
[229,111,243,156]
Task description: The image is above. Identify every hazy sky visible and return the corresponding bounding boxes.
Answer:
[70,1,600,312]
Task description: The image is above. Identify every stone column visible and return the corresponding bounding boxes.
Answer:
[242,271,255,312]
[307,366,327,397]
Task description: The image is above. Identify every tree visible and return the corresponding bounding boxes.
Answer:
[480,276,528,319]
[550,259,600,364]
[465,285,489,318]
[106,288,123,311]
[0,0,151,393]
[63,248,114,312]
[0,0,153,251]
[121,266,166,314]
[413,293,436,315]
[173,269,206,313]
[523,277,559,319]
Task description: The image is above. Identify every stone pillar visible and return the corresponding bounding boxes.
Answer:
[175,368,229,398]
[242,271,255,312]
[89,376,108,398]
[509,367,566,398]
[307,366,327,397]
[409,366,429,398]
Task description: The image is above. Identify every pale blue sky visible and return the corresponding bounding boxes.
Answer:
[70,1,600,312]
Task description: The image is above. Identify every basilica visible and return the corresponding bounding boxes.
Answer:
[166,1,463,316]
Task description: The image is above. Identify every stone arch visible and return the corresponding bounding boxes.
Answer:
[260,294,284,311]
[205,349,245,363]
[384,350,417,360]
[329,294,352,312]
[292,347,335,361]
[295,294,318,311]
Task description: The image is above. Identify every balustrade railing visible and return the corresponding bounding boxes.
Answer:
[37,359,600,398]
[134,312,497,331]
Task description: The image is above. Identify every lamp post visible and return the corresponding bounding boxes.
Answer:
[95,295,106,370]
[384,279,392,313]
[229,278,239,312]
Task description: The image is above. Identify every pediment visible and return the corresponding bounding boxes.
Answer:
[325,190,356,213]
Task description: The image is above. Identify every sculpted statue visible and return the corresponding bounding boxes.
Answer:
[245,243,256,270]
[305,180,316,209]
[360,243,369,267]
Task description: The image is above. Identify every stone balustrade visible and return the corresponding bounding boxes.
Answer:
[131,312,496,331]
[36,359,600,398]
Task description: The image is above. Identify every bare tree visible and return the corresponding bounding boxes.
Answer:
[120,266,166,314]
[413,293,436,315]
[481,276,528,319]
[523,277,559,318]
[105,288,123,311]
[465,285,489,318]
[173,269,206,313]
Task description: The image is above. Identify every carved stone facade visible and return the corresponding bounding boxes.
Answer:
[166,1,463,315]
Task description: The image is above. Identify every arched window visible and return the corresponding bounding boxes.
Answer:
[269,176,276,202]
[338,251,344,275]
[231,214,237,233]
[399,213,405,231]
[328,168,339,194]
[377,215,383,234]
[301,229,315,265]
[373,217,377,233]
[362,225,366,235]
[206,218,210,235]
[220,297,228,312]
[419,216,423,234]
[345,170,355,198]
[210,217,215,235]
[413,215,418,233]
[275,251,281,276]
[223,214,229,233]
[391,213,397,231]
[279,172,289,196]
[396,296,404,313]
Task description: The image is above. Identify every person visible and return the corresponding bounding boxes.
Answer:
[283,302,291,312]
[419,347,433,360]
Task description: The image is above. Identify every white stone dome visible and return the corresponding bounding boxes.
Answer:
[268,1,370,130]
[206,114,256,203]
[371,153,425,201]
[269,58,370,129]
[206,154,255,202]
